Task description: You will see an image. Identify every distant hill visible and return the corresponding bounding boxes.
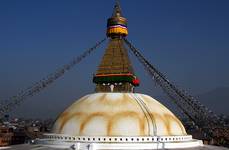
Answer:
[196,87,229,116]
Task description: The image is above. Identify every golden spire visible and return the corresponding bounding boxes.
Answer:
[107,0,128,38]
[112,0,122,17]
[93,1,139,93]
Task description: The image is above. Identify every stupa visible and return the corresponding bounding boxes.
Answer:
[37,1,203,149]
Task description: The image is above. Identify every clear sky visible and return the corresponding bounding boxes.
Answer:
[0,0,229,118]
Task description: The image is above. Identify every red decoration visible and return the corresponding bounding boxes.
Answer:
[132,78,140,85]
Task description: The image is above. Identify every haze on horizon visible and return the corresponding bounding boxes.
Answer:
[0,0,229,119]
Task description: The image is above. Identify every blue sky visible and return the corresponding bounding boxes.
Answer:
[0,0,229,118]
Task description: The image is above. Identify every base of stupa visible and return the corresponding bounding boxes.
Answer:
[36,133,203,149]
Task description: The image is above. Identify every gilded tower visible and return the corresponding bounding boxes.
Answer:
[93,1,139,92]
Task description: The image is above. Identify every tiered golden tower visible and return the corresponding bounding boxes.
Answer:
[93,1,139,92]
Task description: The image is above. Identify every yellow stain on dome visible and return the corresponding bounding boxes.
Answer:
[52,93,187,136]
[108,111,145,136]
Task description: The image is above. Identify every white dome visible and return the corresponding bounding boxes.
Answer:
[52,93,187,136]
